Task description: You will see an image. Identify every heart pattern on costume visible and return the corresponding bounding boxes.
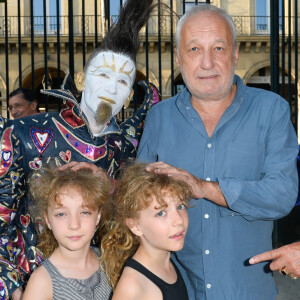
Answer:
[126,126,136,137]
[59,150,71,163]
[29,157,42,170]
[2,151,11,162]
[10,172,19,186]
[20,214,30,228]
[1,237,8,245]
[31,128,54,154]
[7,271,18,284]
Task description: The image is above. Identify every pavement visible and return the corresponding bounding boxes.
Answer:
[275,271,300,299]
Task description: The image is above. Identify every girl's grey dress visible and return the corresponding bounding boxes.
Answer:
[41,247,112,300]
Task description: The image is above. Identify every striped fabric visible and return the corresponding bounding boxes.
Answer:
[42,247,112,300]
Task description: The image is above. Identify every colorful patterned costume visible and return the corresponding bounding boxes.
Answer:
[0,80,159,299]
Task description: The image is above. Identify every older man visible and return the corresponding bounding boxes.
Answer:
[8,88,39,119]
[0,0,157,299]
[138,4,298,300]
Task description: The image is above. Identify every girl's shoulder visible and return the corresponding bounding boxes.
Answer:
[113,266,145,300]
[112,266,161,300]
[23,264,52,300]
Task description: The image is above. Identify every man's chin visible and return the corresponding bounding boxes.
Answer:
[95,102,112,125]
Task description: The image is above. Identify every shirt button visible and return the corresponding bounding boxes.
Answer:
[205,250,210,255]
[204,214,209,219]
[207,143,212,148]
[206,177,211,181]
[207,284,212,289]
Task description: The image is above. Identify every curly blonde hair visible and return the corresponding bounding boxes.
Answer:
[28,167,110,258]
[100,163,192,289]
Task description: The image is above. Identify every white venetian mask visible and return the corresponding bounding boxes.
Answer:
[81,51,136,125]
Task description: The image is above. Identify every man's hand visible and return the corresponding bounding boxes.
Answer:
[249,241,300,278]
[145,162,227,206]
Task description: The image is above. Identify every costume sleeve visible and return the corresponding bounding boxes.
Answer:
[218,100,298,221]
[0,117,40,298]
[120,81,160,159]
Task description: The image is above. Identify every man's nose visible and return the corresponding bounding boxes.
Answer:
[105,81,117,94]
[200,51,214,70]
[11,107,18,117]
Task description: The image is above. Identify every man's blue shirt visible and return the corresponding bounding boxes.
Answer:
[137,75,298,300]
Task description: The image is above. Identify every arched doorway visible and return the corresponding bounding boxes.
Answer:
[246,66,296,128]
[246,66,296,98]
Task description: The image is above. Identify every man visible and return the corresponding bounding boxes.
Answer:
[137,4,298,300]
[8,88,39,119]
[0,0,157,299]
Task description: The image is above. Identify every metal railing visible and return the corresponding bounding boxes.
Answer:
[1,15,299,37]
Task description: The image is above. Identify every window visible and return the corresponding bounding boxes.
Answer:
[255,0,283,34]
[33,0,61,34]
[255,0,269,33]
[183,1,208,13]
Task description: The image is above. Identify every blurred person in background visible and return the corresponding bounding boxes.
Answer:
[8,88,39,119]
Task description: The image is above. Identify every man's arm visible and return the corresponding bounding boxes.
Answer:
[218,98,298,220]
[139,97,298,221]
[249,242,300,278]
[145,161,227,207]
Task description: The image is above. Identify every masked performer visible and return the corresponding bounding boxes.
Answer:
[0,0,158,298]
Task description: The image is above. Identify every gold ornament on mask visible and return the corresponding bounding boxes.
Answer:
[75,72,85,92]
[124,89,134,109]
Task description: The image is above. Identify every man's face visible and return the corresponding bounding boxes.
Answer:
[8,94,37,119]
[176,12,239,102]
[83,52,136,123]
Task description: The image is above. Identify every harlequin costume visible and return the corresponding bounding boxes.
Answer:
[0,79,159,298]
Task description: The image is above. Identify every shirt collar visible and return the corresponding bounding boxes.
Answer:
[101,117,122,135]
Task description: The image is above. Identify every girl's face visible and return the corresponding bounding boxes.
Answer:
[128,192,189,254]
[45,185,101,253]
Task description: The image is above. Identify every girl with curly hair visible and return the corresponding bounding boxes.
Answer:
[23,167,112,300]
[100,163,192,300]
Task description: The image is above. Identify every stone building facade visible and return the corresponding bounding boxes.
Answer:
[0,0,299,131]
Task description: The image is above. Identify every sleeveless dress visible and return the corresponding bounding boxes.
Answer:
[124,257,189,300]
[42,247,112,300]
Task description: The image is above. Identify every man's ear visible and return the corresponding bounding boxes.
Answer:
[234,45,239,69]
[44,213,51,230]
[175,48,180,67]
[74,72,85,92]
[124,89,134,109]
[126,218,143,237]
[31,100,38,112]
